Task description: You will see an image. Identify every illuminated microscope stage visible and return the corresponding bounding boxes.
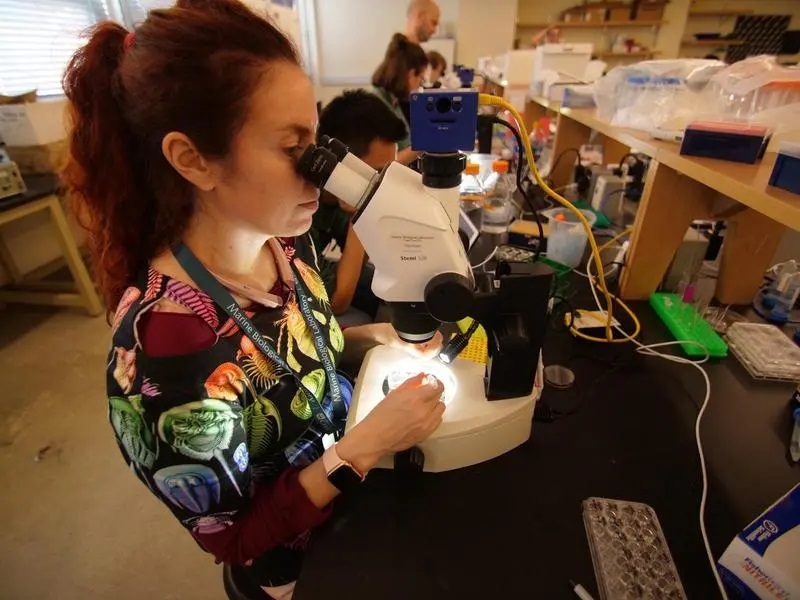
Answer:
[348,345,537,472]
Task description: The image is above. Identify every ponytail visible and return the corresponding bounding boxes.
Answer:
[372,34,429,99]
[61,1,298,315]
[62,22,158,315]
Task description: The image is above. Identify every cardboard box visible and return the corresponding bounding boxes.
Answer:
[718,483,800,599]
[633,1,666,20]
[584,7,608,22]
[0,100,67,147]
[562,7,585,22]
[608,5,633,20]
[7,140,67,175]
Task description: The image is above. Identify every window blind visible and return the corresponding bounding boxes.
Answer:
[0,0,111,97]
[125,0,172,26]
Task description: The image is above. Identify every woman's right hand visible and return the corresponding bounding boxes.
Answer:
[336,373,445,472]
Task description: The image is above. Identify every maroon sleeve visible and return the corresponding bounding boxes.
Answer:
[138,311,217,356]
[192,468,332,565]
[139,312,333,564]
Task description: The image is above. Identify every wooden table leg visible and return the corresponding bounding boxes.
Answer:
[716,210,785,305]
[620,162,714,300]
[46,196,103,316]
[551,115,591,188]
[0,235,23,283]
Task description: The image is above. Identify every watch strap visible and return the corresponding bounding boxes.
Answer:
[323,444,365,493]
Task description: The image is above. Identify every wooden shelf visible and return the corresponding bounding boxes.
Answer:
[595,51,659,58]
[516,20,665,29]
[681,39,745,46]
[688,10,753,17]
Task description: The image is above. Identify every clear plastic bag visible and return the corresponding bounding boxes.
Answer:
[594,56,800,136]
[594,59,725,131]
[708,55,800,130]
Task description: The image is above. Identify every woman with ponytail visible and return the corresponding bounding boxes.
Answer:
[62,2,444,597]
[371,33,428,165]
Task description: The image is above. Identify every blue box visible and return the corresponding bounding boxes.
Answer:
[680,121,769,164]
[409,90,479,153]
[769,143,800,195]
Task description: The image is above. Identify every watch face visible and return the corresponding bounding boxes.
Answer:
[328,464,363,492]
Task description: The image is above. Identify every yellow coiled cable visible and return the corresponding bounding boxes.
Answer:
[478,93,642,343]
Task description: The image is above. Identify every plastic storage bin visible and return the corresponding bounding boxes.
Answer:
[544,208,597,268]
[769,142,800,195]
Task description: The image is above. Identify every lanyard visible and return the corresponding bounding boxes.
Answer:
[171,242,342,433]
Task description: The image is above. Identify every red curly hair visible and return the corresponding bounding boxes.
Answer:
[61,0,299,315]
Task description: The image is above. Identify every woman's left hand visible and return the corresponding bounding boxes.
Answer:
[372,323,443,360]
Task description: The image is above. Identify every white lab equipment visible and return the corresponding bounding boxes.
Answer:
[297,135,554,473]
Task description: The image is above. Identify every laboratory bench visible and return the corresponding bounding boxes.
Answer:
[522,96,800,307]
[293,277,800,600]
[0,174,102,316]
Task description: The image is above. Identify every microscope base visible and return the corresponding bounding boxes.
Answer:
[347,345,541,472]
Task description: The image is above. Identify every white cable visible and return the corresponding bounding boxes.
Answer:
[470,247,497,271]
[584,257,729,600]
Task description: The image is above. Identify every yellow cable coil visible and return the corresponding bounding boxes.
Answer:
[478,93,642,343]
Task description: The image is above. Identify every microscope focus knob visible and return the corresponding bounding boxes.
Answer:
[424,272,474,323]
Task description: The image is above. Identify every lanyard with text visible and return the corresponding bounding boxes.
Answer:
[172,242,342,434]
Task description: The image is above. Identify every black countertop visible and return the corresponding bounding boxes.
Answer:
[294,280,799,600]
[0,173,59,213]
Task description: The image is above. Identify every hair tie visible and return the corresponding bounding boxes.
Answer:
[123,31,135,52]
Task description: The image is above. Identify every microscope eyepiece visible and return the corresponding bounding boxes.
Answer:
[297,144,340,189]
[320,135,350,161]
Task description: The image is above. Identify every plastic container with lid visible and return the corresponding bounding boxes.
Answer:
[460,162,485,231]
[543,207,597,268]
[482,160,515,238]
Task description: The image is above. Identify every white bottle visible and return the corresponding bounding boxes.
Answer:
[460,162,486,231]
[481,160,514,236]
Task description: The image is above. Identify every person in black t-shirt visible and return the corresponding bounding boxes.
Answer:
[308,90,407,324]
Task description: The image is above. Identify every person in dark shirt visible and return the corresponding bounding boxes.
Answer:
[310,90,408,324]
[372,33,428,165]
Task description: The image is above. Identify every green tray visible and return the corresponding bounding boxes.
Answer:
[572,200,611,229]
[537,256,572,280]
[649,293,728,358]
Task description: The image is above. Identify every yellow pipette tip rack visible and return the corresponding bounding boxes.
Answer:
[456,317,488,365]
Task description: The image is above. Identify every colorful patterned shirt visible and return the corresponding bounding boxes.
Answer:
[106,236,347,588]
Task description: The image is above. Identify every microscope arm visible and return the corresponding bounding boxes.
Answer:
[297,143,475,342]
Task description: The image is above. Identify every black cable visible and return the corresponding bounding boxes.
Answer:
[550,294,576,330]
[439,319,481,362]
[616,152,640,168]
[549,147,582,180]
[486,116,544,262]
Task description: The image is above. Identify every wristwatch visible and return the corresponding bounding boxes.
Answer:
[322,444,365,493]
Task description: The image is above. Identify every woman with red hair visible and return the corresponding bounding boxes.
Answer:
[62,2,444,597]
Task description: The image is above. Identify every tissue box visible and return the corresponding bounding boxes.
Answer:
[718,483,800,599]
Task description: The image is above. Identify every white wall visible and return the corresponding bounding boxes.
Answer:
[309,0,459,86]
[310,0,518,106]
[455,0,517,67]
